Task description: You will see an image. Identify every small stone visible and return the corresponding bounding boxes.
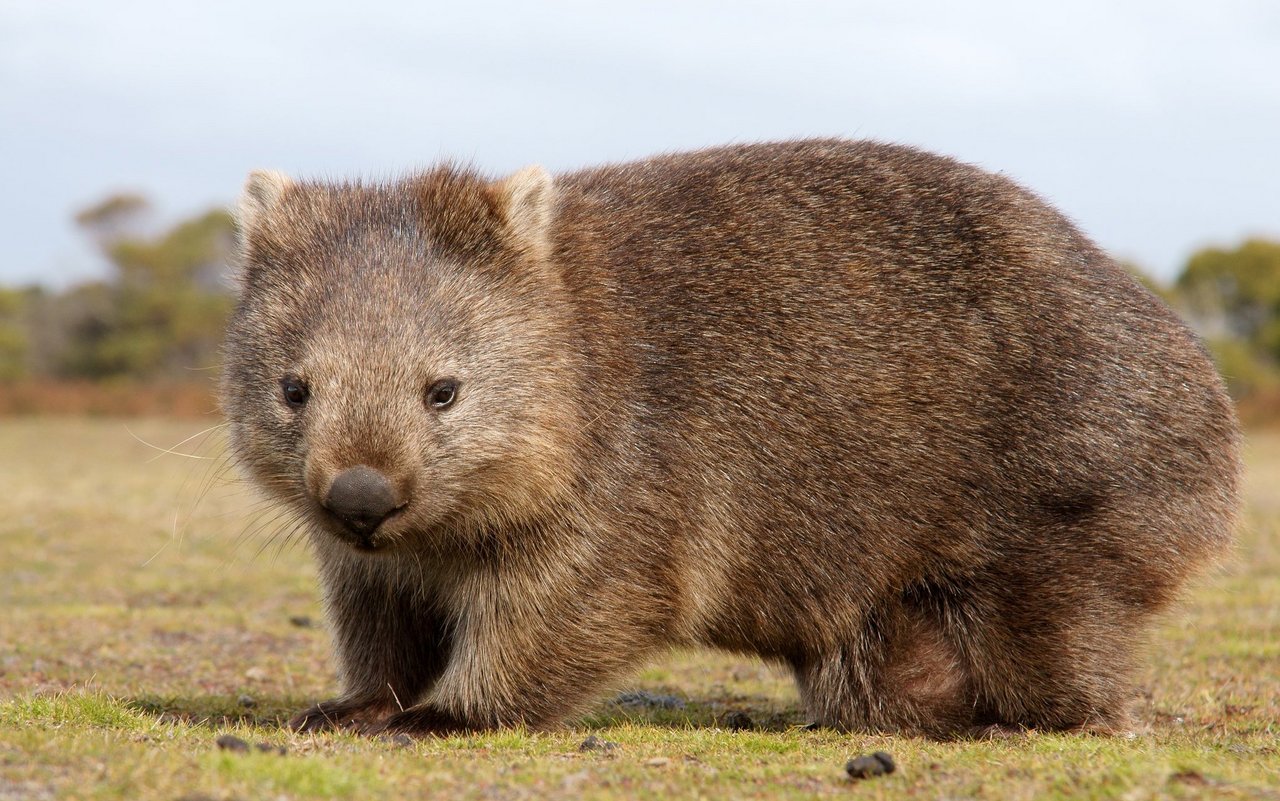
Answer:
[388,733,415,747]
[721,711,754,731]
[644,757,671,767]
[613,690,686,710]
[255,741,287,755]
[1170,770,1209,786]
[288,615,314,628]
[237,694,256,708]
[215,734,250,753]
[578,734,619,753]
[845,751,896,780]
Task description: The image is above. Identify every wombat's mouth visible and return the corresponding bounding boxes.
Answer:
[311,500,407,554]
[349,535,383,553]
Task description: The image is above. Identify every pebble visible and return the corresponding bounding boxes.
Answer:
[613,690,686,710]
[214,734,250,753]
[237,695,256,708]
[578,734,620,753]
[845,751,896,780]
[288,615,315,628]
[1170,770,1214,787]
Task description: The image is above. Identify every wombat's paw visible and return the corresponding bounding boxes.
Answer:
[288,698,394,733]
[367,705,473,737]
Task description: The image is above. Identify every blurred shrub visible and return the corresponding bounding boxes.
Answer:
[1177,239,1280,359]
[1170,239,1280,408]
[0,193,1277,425]
[1204,336,1280,400]
[0,288,29,380]
[65,197,235,378]
[3,194,236,387]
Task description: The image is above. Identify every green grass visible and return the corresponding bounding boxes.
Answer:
[1,418,1277,800]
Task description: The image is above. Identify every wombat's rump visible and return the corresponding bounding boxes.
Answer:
[222,139,1240,738]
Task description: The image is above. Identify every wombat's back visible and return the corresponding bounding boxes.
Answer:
[553,139,1240,731]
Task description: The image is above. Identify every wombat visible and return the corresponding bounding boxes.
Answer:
[222,139,1240,738]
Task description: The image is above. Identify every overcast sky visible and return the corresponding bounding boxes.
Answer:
[2,0,1277,286]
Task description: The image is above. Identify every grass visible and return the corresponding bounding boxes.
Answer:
[0,417,1277,800]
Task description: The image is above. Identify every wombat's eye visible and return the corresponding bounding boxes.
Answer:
[281,376,309,407]
[426,379,458,410]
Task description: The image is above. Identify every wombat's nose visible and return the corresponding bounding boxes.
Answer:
[323,466,400,536]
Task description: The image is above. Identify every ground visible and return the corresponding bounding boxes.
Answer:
[0,418,1276,800]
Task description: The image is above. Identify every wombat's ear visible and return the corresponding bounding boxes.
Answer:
[237,170,293,232]
[489,165,556,259]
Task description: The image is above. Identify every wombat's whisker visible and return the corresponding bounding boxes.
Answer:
[140,511,181,567]
[147,422,228,464]
[124,423,217,460]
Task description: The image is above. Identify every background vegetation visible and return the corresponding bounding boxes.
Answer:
[1,194,1277,422]
[1,195,233,384]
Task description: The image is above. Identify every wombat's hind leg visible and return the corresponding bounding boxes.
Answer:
[793,602,976,737]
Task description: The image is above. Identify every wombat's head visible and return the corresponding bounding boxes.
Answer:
[221,166,584,554]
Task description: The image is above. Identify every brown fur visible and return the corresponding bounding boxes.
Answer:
[221,139,1241,738]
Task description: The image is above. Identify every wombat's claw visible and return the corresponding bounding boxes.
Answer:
[359,719,393,737]
[288,699,392,733]
[289,705,338,733]
[372,705,473,737]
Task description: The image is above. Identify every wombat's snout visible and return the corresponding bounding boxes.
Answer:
[322,465,402,540]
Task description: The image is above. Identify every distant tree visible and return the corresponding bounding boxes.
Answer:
[1174,239,1280,397]
[1176,240,1280,356]
[59,196,236,379]
[47,281,122,378]
[0,288,29,380]
[74,192,151,247]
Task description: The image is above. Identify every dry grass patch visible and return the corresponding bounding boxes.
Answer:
[1,418,1277,799]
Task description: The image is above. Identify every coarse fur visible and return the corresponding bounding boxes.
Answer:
[221,139,1241,739]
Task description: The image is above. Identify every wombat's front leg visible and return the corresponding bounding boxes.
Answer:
[369,581,658,736]
[290,697,399,734]
[291,558,451,733]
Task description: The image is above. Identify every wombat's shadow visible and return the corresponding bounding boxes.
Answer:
[125,689,806,734]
